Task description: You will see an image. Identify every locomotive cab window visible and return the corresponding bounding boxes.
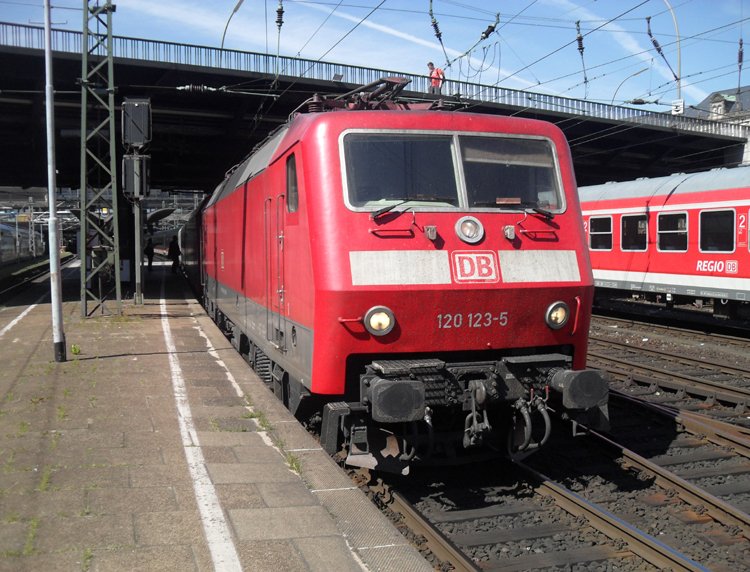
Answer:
[699,209,734,252]
[621,214,647,251]
[460,136,560,210]
[589,216,612,250]
[286,154,298,213]
[343,133,459,209]
[341,131,562,213]
[657,212,687,251]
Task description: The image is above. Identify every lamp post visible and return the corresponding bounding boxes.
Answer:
[611,67,649,106]
[44,0,66,361]
[663,0,681,100]
[220,0,245,53]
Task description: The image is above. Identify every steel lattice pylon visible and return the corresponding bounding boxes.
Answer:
[79,0,122,316]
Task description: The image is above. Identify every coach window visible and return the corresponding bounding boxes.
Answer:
[589,216,612,250]
[657,212,687,251]
[699,209,734,252]
[621,214,647,251]
[286,154,298,213]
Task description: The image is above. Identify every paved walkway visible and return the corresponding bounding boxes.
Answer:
[0,261,430,571]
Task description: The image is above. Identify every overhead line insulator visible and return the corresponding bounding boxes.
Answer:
[276,0,284,31]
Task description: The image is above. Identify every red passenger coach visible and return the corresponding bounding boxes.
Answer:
[579,166,750,320]
[183,79,609,473]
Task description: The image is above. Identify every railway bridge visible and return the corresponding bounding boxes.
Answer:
[1,20,749,194]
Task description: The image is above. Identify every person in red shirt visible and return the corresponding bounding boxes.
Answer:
[427,61,445,94]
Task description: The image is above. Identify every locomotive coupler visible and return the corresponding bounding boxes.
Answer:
[463,380,493,448]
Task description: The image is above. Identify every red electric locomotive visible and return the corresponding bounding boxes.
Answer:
[579,166,750,320]
[183,79,609,473]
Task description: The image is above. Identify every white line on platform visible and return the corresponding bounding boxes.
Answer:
[0,294,46,338]
[159,283,242,572]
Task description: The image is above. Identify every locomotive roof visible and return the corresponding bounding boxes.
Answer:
[206,109,568,206]
[578,165,750,202]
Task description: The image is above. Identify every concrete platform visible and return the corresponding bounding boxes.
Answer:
[0,260,431,571]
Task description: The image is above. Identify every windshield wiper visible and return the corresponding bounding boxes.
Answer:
[370,197,455,220]
[472,200,556,220]
[528,205,555,220]
[371,199,411,220]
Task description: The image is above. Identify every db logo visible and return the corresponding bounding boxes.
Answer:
[726,260,739,274]
[451,251,499,283]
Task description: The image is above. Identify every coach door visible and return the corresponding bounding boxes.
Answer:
[264,191,287,352]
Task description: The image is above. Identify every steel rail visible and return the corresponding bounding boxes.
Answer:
[591,316,749,349]
[370,481,480,572]
[517,461,708,572]
[0,255,78,301]
[613,390,750,456]
[583,427,750,540]
[588,353,750,404]
[590,336,750,380]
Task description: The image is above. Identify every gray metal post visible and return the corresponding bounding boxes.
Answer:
[44,0,66,362]
[28,198,34,257]
[134,165,142,304]
[15,210,19,262]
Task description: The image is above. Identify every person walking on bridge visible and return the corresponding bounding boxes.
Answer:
[427,62,445,95]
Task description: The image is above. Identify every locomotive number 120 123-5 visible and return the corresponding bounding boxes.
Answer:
[437,312,509,329]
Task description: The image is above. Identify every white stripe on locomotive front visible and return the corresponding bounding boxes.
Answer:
[349,250,581,286]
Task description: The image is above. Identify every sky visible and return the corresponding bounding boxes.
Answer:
[3,0,749,113]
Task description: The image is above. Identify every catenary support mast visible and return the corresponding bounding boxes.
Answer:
[79,0,122,316]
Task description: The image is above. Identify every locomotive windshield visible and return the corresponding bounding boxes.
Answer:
[342,132,561,212]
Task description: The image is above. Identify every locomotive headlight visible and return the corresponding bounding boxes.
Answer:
[364,306,395,336]
[455,216,484,244]
[545,301,569,330]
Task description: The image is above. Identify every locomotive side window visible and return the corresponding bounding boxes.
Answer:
[343,133,459,208]
[657,212,687,251]
[589,216,612,250]
[286,154,298,213]
[621,214,647,251]
[699,209,735,252]
[459,136,560,210]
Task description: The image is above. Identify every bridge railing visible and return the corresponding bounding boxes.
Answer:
[2,21,748,140]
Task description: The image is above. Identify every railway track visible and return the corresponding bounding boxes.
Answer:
[592,315,749,351]
[593,300,750,339]
[0,254,77,303]
[524,399,750,569]
[361,390,750,570]
[587,330,750,427]
[371,463,661,571]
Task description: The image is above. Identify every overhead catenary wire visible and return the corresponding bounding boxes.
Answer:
[740,0,746,109]
[507,15,750,102]
[575,20,589,99]
[445,11,500,69]
[274,0,285,84]
[646,15,678,84]
[243,0,387,139]
[490,1,650,91]
[428,0,450,70]
[295,0,344,57]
